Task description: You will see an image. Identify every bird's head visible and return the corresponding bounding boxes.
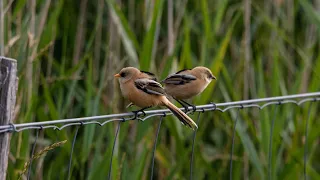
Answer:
[114,67,140,83]
[193,66,216,83]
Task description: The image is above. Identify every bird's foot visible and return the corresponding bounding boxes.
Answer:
[179,100,196,113]
[187,104,197,114]
[183,104,197,114]
[191,105,197,113]
[131,107,149,121]
[183,105,189,113]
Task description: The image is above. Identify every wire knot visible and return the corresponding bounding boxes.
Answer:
[162,112,166,117]
[210,102,217,110]
[240,104,244,109]
[9,123,16,132]
[201,108,205,113]
[39,125,43,130]
[121,118,126,122]
[278,101,282,105]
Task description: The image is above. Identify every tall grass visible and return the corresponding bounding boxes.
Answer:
[2,0,320,179]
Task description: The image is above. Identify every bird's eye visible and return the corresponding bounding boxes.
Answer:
[208,73,216,80]
[120,72,126,77]
[206,72,214,79]
[207,73,211,79]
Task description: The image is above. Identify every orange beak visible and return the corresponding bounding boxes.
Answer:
[114,73,121,78]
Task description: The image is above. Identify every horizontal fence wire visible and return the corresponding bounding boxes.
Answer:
[3,92,320,180]
[0,92,320,133]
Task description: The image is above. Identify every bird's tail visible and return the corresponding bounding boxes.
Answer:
[162,98,198,130]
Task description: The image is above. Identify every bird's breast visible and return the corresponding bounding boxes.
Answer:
[128,89,161,108]
[120,82,160,108]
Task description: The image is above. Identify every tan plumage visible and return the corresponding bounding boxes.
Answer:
[115,67,198,130]
[162,66,216,109]
[125,70,157,108]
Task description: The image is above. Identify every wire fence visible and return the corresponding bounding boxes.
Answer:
[0,92,319,179]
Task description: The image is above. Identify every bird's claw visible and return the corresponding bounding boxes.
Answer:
[132,109,147,120]
[188,105,197,114]
[191,105,197,113]
[183,105,189,113]
[183,105,197,114]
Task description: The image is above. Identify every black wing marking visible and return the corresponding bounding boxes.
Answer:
[140,70,157,81]
[161,74,197,85]
[140,70,155,76]
[135,79,166,95]
[175,69,190,74]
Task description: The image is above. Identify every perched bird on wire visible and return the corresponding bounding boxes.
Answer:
[125,70,157,108]
[162,66,216,112]
[114,67,198,130]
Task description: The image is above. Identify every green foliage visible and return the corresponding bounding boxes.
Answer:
[3,0,320,179]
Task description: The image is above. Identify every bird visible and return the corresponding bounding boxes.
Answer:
[125,70,157,108]
[114,67,198,130]
[161,66,216,112]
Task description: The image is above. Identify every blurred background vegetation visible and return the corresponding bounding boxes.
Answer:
[1,0,320,179]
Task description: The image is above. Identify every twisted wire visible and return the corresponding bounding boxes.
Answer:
[150,115,165,180]
[108,120,122,180]
[229,108,241,180]
[67,124,81,180]
[190,111,203,180]
[268,104,279,180]
[0,92,318,180]
[27,128,41,180]
[0,93,319,133]
[304,102,313,180]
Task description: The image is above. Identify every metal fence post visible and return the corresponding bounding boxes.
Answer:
[0,57,18,179]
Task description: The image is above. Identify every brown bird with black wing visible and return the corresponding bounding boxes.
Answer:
[162,66,216,111]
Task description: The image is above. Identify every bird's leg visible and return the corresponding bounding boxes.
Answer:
[173,98,189,112]
[126,102,134,109]
[132,106,151,120]
[180,100,197,113]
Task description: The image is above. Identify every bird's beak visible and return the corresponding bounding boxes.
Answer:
[114,73,121,78]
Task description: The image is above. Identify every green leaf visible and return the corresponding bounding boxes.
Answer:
[106,0,139,64]
[299,0,320,34]
[180,16,192,68]
[199,12,240,103]
[139,0,165,70]
[41,75,59,120]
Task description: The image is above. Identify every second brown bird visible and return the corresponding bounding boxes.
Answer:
[162,66,216,111]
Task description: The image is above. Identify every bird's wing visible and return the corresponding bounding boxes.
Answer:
[140,70,157,81]
[161,73,197,85]
[135,78,166,95]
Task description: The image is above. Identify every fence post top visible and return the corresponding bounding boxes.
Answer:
[0,56,17,62]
